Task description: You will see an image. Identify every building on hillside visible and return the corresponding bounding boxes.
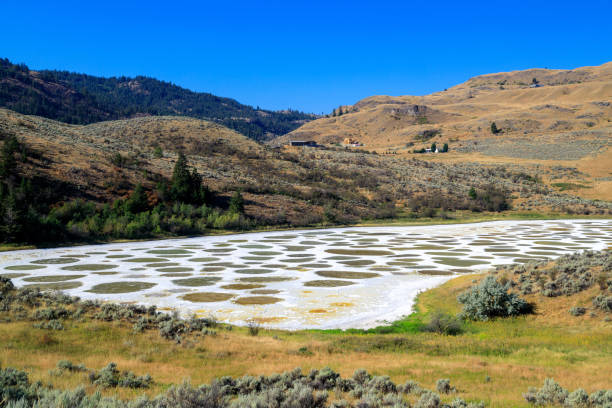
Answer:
[289,140,318,147]
[343,137,363,147]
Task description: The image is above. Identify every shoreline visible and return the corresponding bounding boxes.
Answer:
[2,211,611,253]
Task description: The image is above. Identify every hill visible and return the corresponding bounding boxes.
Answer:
[282,62,612,147]
[279,62,612,201]
[1,107,611,245]
[0,58,316,141]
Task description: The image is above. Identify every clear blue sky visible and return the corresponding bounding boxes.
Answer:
[2,0,611,114]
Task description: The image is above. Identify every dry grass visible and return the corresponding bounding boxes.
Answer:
[278,61,612,202]
[1,270,611,406]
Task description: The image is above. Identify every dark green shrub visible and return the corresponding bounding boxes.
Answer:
[490,122,500,134]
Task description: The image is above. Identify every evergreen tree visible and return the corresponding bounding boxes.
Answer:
[431,142,437,152]
[125,184,148,213]
[442,143,449,153]
[490,122,500,134]
[0,135,19,179]
[170,153,207,205]
[229,190,244,214]
[171,152,192,202]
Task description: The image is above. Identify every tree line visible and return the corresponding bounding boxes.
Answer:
[0,58,316,141]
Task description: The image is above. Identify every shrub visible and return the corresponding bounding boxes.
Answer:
[458,276,532,321]
[229,191,245,214]
[436,378,455,394]
[565,388,589,407]
[423,312,463,335]
[352,369,372,386]
[33,319,64,330]
[57,360,87,373]
[415,391,441,408]
[0,366,32,403]
[247,319,260,336]
[398,380,421,394]
[593,295,612,312]
[89,362,152,389]
[523,378,568,405]
[159,318,186,341]
[569,307,586,316]
[490,122,500,134]
[153,145,163,158]
[367,375,397,394]
[308,367,339,390]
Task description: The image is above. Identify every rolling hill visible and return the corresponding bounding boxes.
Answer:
[278,62,612,201]
[281,61,612,149]
[0,58,316,141]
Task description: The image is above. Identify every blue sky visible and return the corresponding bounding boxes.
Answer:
[2,0,611,114]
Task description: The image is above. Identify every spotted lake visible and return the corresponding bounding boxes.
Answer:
[1,220,611,329]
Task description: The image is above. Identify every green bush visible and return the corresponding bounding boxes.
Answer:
[569,306,586,316]
[89,362,152,389]
[423,312,463,335]
[593,295,612,312]
[458,276,532,321]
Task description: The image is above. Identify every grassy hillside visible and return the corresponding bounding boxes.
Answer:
[0,58,316,141]
[0,250,610,407]
[0,107,610,245]
[280,62,612,201]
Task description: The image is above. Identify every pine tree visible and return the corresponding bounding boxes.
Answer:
[125,184,148,213]
[170,153,207,205]
[229,190,244,214]
[442,143,449,153]
[0,135,20,179]
[431,142,437,152]
[171,152,192,202]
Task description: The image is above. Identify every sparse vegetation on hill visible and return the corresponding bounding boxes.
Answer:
[1,107,610,245]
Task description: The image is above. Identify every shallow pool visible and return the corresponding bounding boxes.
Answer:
[1,220,610,329]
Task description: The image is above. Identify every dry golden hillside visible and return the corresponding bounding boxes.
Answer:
[279,62,612,200]
[1,106,610,235]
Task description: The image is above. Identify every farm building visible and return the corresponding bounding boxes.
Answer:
[289,140,318,147]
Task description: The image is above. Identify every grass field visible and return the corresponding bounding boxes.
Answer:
[1,263,611,406]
